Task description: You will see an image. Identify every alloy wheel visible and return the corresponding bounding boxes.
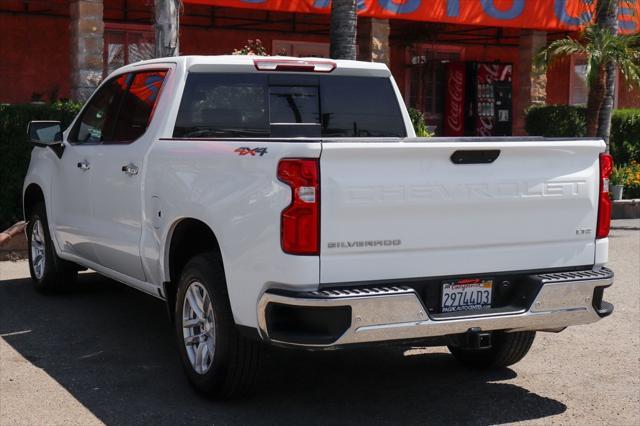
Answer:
[30,220,46,280]
[182,281,216,374]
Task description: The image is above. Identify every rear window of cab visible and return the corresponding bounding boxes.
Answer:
[172,73,407,139]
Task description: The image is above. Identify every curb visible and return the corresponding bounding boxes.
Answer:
[0,221,28,261]
[612,199,640,220]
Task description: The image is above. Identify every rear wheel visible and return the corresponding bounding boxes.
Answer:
[27,203,77,292]
[448,331,536,369]
[174,252,262,398]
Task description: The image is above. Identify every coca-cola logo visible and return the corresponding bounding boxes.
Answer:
[479,64,499,84]
[478,116,494,136]
[447,69,464,132]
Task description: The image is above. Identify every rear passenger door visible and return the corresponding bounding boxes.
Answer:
[88,69,168,282]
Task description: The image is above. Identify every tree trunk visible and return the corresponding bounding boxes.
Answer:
[586,63,606,137]
[154,0,181,58]
[596,0,619,149]
[330,0,357,60]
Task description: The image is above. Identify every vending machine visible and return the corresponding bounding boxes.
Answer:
[443,62,513,137]
[465,62,513,137]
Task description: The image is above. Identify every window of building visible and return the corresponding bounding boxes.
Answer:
[104,25,154,77]
[406,45,463,134]
[570,55,620,107]
[272,41,330,58]
[569,56,589,106]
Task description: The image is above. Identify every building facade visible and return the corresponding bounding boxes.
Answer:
[1,0,638,136]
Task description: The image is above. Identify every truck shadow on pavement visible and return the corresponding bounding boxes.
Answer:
[0,273,567,425]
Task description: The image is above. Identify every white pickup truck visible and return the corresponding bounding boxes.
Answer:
[24,56,614,397]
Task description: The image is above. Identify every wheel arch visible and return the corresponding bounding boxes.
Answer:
[163,218,225,322]
[23,183,46,221]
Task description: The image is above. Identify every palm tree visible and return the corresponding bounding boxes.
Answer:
[330,0,357,60]
[536,25,640,145]
[596,0,618,145]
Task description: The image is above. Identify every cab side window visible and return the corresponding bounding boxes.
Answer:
[112,71,167,143]
[69,70,167,144]
[69,75,128,144]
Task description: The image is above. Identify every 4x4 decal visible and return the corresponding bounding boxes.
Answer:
[235,147,268,157]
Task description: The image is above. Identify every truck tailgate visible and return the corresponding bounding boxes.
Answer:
[319,139,604,284]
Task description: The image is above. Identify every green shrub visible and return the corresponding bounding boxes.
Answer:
[408,107,433,137]
[525,105,640,166]
[524,105,587,138]
[0,102,82,229]
[611,162,640,199]
[610,109,640,165]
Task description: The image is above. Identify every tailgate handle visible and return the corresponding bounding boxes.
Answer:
[450,150,500,164]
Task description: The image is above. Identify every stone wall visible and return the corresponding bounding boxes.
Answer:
[357,18,390,65]
[69,0,104,101]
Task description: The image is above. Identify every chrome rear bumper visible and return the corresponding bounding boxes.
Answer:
[257,268,613,348]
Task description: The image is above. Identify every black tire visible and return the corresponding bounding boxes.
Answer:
[448,331,536,369]
[174,252,262,398]
[27,203,78,292]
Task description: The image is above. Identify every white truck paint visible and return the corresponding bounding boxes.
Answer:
[23,56,614,395]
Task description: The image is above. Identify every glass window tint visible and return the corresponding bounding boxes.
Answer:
[174,73,269,138]
[320,76,406,137]
[269,86,320,124]
[112,71,167,143]
[70,75,128,144]
[173,73,406,139]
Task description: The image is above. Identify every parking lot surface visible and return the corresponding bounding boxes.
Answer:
[1,223,638,425]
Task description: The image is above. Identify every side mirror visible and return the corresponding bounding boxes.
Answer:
[27,121,64,158]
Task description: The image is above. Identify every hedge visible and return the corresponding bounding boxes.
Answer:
[610,109,640,165]
[524,105,587,138]
[0,102,82,229]
[525,105,640,166]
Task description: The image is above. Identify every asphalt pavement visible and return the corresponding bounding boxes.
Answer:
[1,222,638,425]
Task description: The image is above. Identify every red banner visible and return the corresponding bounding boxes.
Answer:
[184,0,640,34]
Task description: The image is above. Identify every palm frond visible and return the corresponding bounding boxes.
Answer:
[536,22,640,90]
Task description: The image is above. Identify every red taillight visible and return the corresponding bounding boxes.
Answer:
[596,153,614,239]
[278,159,320,255]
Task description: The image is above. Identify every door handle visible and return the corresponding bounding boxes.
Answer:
[450,150,501,164]
[121,163,139,176]
[77,161,90,171]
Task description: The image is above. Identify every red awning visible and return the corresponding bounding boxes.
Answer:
[183,0,639,34]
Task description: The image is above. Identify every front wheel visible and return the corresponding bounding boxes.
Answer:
[448,331,536,369]
[27,203,77,292]
[174,252,262,398]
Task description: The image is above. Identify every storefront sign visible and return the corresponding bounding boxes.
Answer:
[184,0,639,33]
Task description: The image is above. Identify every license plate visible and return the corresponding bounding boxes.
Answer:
[441,278,493,313]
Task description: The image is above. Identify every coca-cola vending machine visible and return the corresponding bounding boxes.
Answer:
[443,62,513,137]
[466,62,513,136]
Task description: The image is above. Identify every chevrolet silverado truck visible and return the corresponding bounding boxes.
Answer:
[23,56,614,398]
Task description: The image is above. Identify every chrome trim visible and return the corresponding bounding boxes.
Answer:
[257,273,613,348]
